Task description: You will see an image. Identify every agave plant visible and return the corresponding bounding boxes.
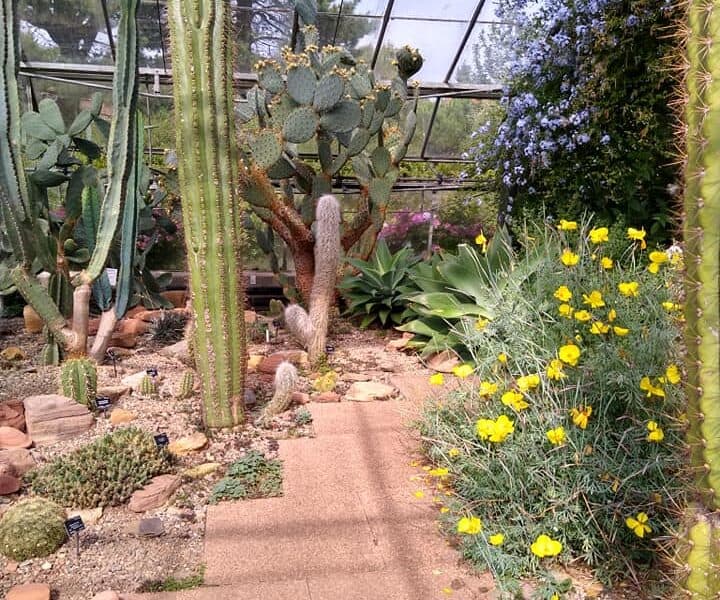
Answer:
[338,240,420,328]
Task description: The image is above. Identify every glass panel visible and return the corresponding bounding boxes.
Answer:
[389,0,478,21]
[316,13,381,51]
[234,5,293,72]
[400,97,436,157]
[425,98,496,157]
[450,21,515,84]
[374,18,468,81]
[137,2,167,69]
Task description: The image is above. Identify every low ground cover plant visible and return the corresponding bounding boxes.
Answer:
[419,221,685,593]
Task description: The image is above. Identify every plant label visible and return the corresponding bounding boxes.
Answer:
[105,268,118,287]
[95,396,111,411]
[154,433,169,448]
[64,516,85,536]
[146,367,159,377]
[325,344,335,354]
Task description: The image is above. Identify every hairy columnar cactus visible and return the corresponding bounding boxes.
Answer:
[167,0,247,427]
[60,357,98,408]
[258,361,298,426]
[284,195,340,362]
[0,498,67,561]
[679,0,720,596]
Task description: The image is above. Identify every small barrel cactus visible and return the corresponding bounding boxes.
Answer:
[60,357,98,408]
[0,498,67,561]
[258,361,298,427]
[179,369,195,400]
[140,374,157,397]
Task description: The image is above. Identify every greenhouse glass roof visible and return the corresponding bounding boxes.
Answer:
[17,0,509,161]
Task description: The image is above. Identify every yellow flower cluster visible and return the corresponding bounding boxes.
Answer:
[553,285,632,337]
[476,415,515,443]
[530,534,563,557]
[625,512,651,538]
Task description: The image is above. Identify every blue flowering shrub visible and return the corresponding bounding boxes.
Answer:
[471,0,680,238]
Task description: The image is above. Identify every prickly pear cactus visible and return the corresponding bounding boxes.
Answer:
[179,369,195,400]
[60,357,98,408]
[679,0,720,596]
[0,498,67,561]
[139,374,157,397]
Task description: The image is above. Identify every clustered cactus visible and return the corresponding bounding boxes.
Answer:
[60,357,98,408]
[679,0,720,596]
[26,427,170,508]
[0,498,67,561]
[178,369,195,400]
[284,194,340,363]
[139,374,158,397]
[258,361,298,427]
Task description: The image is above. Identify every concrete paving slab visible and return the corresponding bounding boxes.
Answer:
[124,581,312,600]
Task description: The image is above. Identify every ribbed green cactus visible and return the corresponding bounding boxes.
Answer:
[167,0,247,428]
[0,498,67,561]
[139,374,157,397]
[179,369,195,400]
[284,195,340,362]
[258,361,298,427]
[60,357,98,408]
[679,0,720,596]
[239,11,422,303]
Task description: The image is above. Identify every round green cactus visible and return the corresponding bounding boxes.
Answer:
[0,498,67,561]
[60,357,98,408]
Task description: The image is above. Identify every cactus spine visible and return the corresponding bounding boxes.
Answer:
[167,0,247,427]
[679,0,720,596]
[179,370,195,400]
[60,358,98,408]
[258,361,298,427]
[284,195,340,363]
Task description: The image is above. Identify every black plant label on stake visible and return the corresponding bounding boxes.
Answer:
[64,515,85,536]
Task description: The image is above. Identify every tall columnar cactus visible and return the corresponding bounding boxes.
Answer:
[60,357,98,408]
[167,0,247,427]
[238,7,422,303]
[284,195,340,362]
[258,361,298,427]
[680,0,720,596]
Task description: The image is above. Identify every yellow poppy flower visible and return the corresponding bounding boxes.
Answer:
[448,448,460,458]
[649,250,668,264]
[554,285,573,302]
[558,219,578,231]
[475,231,488,253]
[573,310,591,322]
[600,256,613,270]
[665,364,681,384]
[497,352,508,364]
[551,595,560,600]
[413,490,425,499]
[646,421,664,443]
[613,326,630,336]
[428,467,449,477]
[640,376,665,398]
[582,290,605,309]
[546,359,566,381]
[452,364,474,379]
[530,534,563,557]
[618,281,639,297]
[457,516,482,535]
[429,373,445,386]
[627,227,647,249]
[440,506,450,513]
[558,303,573,318]
[546,426,566,446]
[516,373,540,392]
[589,321,610,335]
[662,301,682,311]
[476,415,514,443]
[607,308,617,322]
[501,390,529,411]
[570,406,592,429]
[478,381,499,397]
[475,318,489,331]
[560,249,580,266]
[588,227,609,244]
[558,343,581,366]
[625,512,651,538]
[647,262,660,274]
[489,533,505,546]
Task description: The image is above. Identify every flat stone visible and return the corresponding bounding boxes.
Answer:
[259,350,308,375]
[339,373,369,382]
[135,309,164,322]
[91,592,120,600]
[121,370,164,392]
[40,561,52,570]
[385,332,414,351]
[0,473,21,495]
[344,382,395,402]
[67,506,103,526]
[426,350,461,373]
[0,448,35,477]
[168,432,207,455]
[312,391,340,403]
[128,474,181,512]
[0,426,32,449]
[23,306,44,334]
[87,317,101,336]
[182,462,221,479]
[244,310,258,324]
[137,517,164,537]
[1,346,26,361]
[0,400,25,431]
[161,290,188,308]
[6,583,51,600]
[4,560,19,573]
[108,332,137,349]
[158,339,190,363]
[109,409,136,425]
[96,385,131,402]
[247,354,264,372]
[115,318,150,336]
[291,392,310,405]
[23,395,94,445]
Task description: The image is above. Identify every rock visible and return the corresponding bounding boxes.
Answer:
[6,583,51,600]
[1,346,26,361]
[159,339,190,363]
[166,506,196,521]
[137,517,164,537]
[243,389,257,407]
[135,309,164,323]
[161,290,187,308]
[23,305,44,334]
[0,400,25,431]
[247,354,263,372]
[168,432,207,455]
[385,332,414,351]
[96,385,131,403]
[259,350,308,374]
[109,409,136,425]
[291,392,310,405]
[426,350,461,373]
[0,426,32,449]
[67,507,103,526]
[116,318,150,336]
[121,370,164,392]
[108,332,137,349]
[182,462,221,479]
[339,372,369,383]
[128,475,181,512]
[87,317,101,336]
[244,310,258,324]
[312,391,340,403]
[126,305,146,318]
[0,473,20,495]
[345,381,396,402]
[5,560,19,573]
[0,448,35,477]
[23,395,94,445]
[40,561,52,570]
[91,592,120,600]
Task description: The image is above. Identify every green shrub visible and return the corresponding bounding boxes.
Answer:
[419,221,685,589]
[0,498,67,561]
[210,451,282,503]
[27,427,171,508]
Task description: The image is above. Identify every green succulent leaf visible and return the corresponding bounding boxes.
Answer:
[286,65,317,105]
[283,106,318,144]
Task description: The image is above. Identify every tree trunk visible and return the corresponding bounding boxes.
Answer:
[291,242,315,305]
